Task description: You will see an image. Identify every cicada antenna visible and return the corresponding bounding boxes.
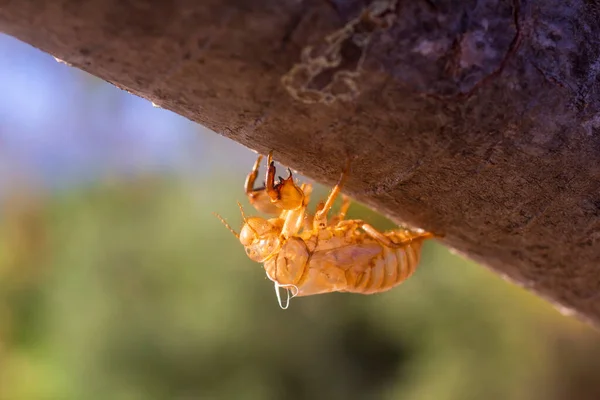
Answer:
[236,201,261,236]
[237,201,249,223]
[213,212,240,239]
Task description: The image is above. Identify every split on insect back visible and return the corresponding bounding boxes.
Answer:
[214,151,436,309]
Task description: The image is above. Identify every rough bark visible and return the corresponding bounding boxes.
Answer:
[1,0,599,325]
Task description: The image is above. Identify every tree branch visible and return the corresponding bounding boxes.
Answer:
[2,0,600,325]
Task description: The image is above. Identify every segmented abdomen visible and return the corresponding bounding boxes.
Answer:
[264,229,428,297]
[345,232,425,295]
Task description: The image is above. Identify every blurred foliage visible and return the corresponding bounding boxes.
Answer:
[1,174,600,400]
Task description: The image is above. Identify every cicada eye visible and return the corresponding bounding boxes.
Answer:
[245,246,265,263]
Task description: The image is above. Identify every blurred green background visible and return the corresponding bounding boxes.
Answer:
[1,34,600,400]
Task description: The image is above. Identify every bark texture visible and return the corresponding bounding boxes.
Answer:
[1,0,599,324]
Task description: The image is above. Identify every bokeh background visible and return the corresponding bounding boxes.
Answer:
[1,33,600,400]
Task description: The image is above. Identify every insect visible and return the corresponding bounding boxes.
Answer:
[215,151,435,309]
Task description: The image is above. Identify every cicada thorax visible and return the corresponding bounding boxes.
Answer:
[262,226,349,297]
[263,237,309,286]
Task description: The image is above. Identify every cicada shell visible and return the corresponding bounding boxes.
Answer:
[215,151,435,308]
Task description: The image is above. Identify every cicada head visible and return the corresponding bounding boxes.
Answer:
[214,202,282,263]
[239,216,282,262]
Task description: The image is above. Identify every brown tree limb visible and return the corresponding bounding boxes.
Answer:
[1,0,599,325]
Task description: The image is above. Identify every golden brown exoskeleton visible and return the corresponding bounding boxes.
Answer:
[244,153,305,215]
[215,151,435,308]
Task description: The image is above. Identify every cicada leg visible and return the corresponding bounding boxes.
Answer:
[281,183,312,238]
[313,156,353,230]
[244,154,263,195]
[328,194,351,226]
[360,223,435,248]
[265,151,305,211]
[245,151,306,215]
[337,194,351,220]
[245,154,280,215]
